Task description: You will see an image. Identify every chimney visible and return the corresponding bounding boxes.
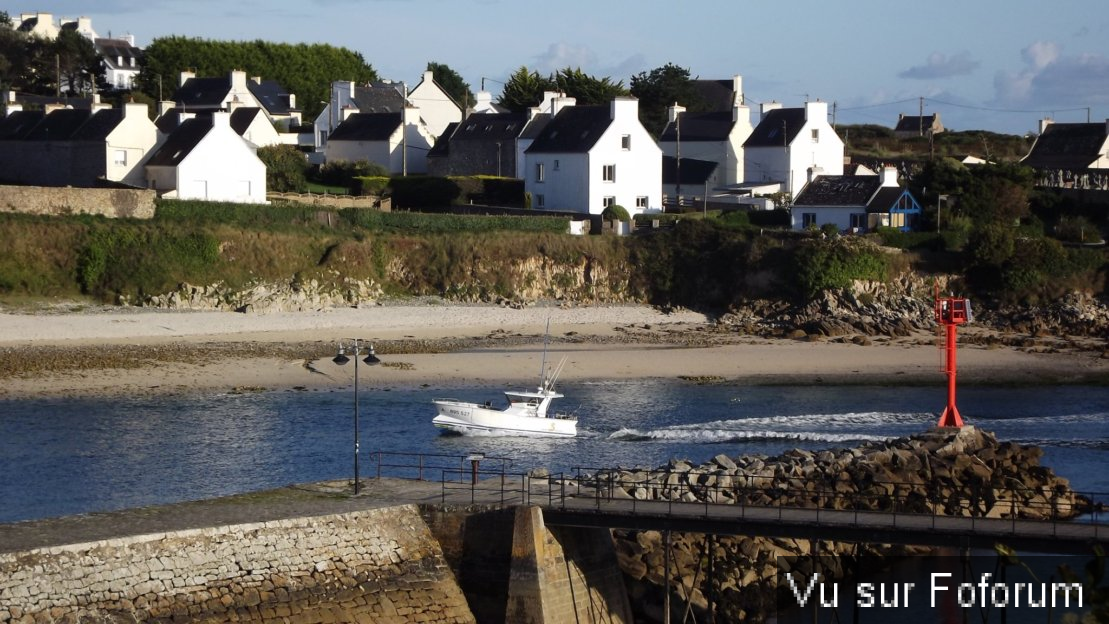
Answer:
[228,96,244,112]
[881,165,899,187]
[732,75,744,105]
[804,100,829,122]
[1038,118,1053,134]
[251,76,261,85]
[422,70,434,85]
[808,166,824,184]
[230,70,247,92]
[124,101,148,118]
[212,111,231,129]
[759,101,782,124]
[551,94,576,117]
[158,100,176,117]
[44,103,69,114]
[476,90,493,108]
[287,93,296,109]
[179,70,195,87]
[668,103,686,124]
[610,97,638,121]
[91,93,111,112]
[340,105,358,122]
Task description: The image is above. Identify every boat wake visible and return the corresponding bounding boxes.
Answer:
[604,411,930,444]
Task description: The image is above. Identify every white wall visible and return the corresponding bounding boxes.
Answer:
[104,102,160,187]
[176,113,266,203]
[408,70,462,137]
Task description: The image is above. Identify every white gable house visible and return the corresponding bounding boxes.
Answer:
[524,97,661,216]
[145,112,266,203]
[407,70,463,137]
[742,100,844,199]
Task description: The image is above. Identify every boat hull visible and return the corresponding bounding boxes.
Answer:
[432,402,576,438]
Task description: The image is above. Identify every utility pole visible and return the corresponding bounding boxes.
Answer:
[919,96,924,137]
[401,82,408,177]
[55,54,61,97]
[674,108,681,212]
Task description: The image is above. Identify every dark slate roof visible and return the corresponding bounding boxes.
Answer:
[1022,122,1109,170]
[24,109,93,140]
[229,108,264,135]
[427,122,457,157]
[351,82,407,113]
[328,113,401,141]
[743,108,807,148]
[452,112,527,142]
[659,110,735,142]
[247,80,298,114]
[867,187,908,213]
[174,77,232,109]
[95,38,142,71]
[0,110,46,140]
[146,117,211,167]
[894,114,937,133]
[526,106,612,153]
[155,109,190,134]
[793,175,883,206]
[692,79,736,112]
[662,155,718,186]
[518,113,552,140]
[69,109,125,140]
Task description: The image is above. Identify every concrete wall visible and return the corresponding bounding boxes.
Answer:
[0,185,156,219]
[0,505,475,623]
[505,506,633,624]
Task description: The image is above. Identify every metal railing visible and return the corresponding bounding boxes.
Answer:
[367,451,513,481]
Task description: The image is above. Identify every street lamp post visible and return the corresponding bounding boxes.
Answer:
[333,339,381,495]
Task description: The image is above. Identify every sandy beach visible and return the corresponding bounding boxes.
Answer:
[1,301,1106,398]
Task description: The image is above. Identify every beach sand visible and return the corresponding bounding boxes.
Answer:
[0,302,1106,398]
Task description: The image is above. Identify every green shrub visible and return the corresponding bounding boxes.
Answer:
[341,209,569,234]
[601,204,630,222]
[389,176,462,208]
[354,176,391,196]
[154,200,329,230]
[315,160,388,192]
[790,240,890,300]
[77,224,220,299]
[257,144,308,192]
[875,227,945,251]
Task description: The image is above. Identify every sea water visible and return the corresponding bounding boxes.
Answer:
[1,381,1107,524]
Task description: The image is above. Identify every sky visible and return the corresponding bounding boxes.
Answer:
[15,0,1109,136]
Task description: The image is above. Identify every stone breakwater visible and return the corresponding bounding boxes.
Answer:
[579,427,1092,623]
[0,505,474,624]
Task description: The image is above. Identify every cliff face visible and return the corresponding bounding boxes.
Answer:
[585,427,1092,623]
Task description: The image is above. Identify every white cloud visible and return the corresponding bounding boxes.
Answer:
[994,41,1109,108]
[899,51,979,80]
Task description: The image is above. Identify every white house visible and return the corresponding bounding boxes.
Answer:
[313,80,406,154]
[658,75,753,203]
[324,106,436,174]
[406,70,463,137]
[791,166,922,232]
[228,105,282,148]
[524,97,661,216]
[145,111,266,203]
[95,36,141,91]
[174,70,301,129]
[742,100,844,199]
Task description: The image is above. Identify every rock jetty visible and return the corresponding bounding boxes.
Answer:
[575,427,1092,623]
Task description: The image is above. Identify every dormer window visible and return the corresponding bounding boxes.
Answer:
[621,134,631,150]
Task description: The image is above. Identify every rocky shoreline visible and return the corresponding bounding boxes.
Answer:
[572,426,1095,623]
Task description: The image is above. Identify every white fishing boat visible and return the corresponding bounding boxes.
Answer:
[431,339,577,437]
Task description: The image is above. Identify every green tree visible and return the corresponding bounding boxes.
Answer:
[553,67,628,106]
[601,204,630,221]
[54,29,100,96]
[496,66,555,112]
[426,61,473,110]
[137,37,377,120]
[630,63,704,137]
[257,144,308,192]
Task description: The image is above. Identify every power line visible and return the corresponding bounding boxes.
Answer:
[924,97,1090,116]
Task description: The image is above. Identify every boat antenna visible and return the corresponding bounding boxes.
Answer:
[539,317,550,385]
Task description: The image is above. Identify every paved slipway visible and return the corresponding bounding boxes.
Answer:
[0,479,450,555]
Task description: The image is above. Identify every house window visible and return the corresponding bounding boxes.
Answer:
[535,163,545,182]
[603,164,616,182]
[603,196,616,208]
[850,213,867,231]
[801,213,817,228]
[621,134,631,150]
[536,194,545,208]
[811,129,819,142]
[636,196,648,208]
[113,150,127,166]
[553,159,560,171]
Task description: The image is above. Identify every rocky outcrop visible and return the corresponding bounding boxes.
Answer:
[576,428,1092,623]
[130,277,384,313]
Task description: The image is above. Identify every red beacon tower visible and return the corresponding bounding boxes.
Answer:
[935,290,971,428]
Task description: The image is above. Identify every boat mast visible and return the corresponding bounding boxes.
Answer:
[539,317,550,389]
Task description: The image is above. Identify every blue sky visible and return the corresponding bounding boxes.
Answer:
[19,0,1109,136]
